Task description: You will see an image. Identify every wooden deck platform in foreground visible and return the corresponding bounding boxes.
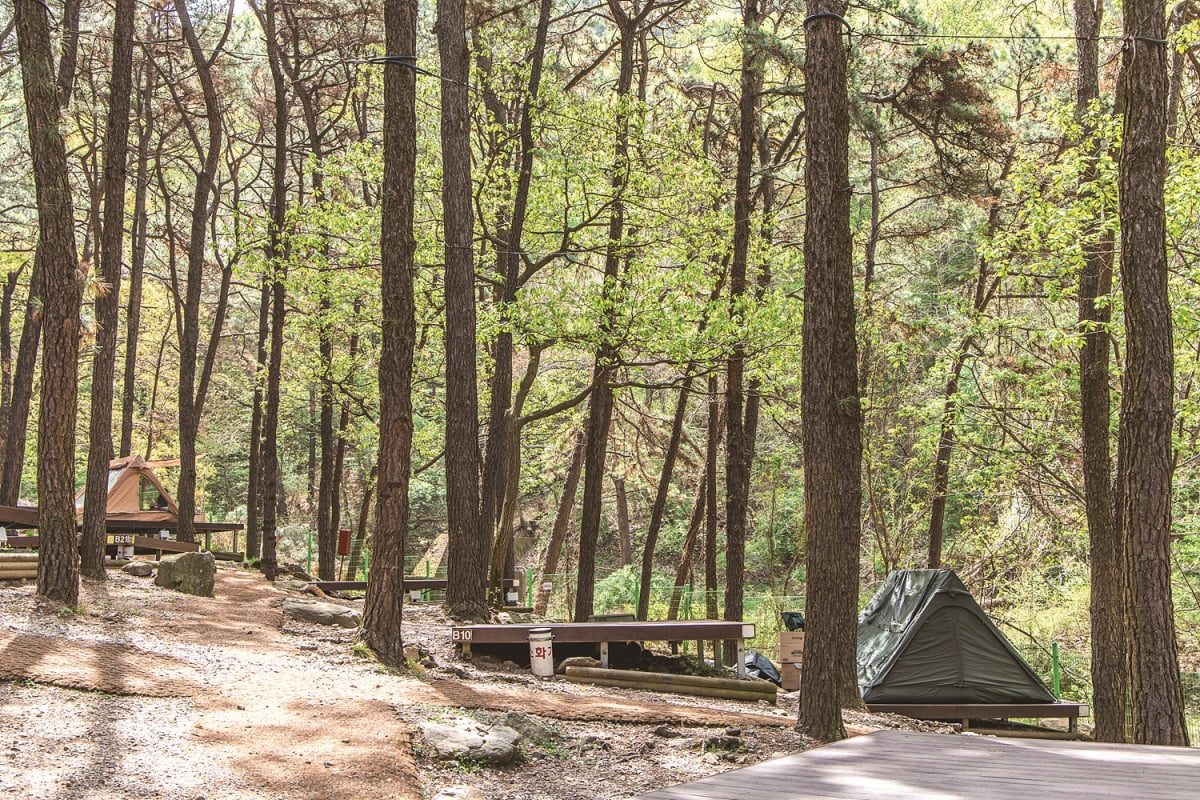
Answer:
[452,620,756,677]
[638,729,1200,800]
[867,701,1090,732]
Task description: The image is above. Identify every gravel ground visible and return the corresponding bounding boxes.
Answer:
[0,563,956,800]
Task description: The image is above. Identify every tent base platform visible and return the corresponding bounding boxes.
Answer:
[637,729,1195,800]
[866,701,1089,732]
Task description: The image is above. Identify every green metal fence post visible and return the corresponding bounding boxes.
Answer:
[1052,642,1061,698]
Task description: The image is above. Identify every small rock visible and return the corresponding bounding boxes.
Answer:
[652,725,682,739]
[704,734,744,752]
[121,561,154,577]
[499,711,556,745]
[282,599,361,629]
[431,786,487,800]
[723,728,742,737]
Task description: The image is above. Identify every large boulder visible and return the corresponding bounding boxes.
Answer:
[418,720,522,764]
[154,551,215,596]
[282,599,361,629]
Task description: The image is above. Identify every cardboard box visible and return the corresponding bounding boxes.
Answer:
[780,661,802,692]
[779,631,805,663]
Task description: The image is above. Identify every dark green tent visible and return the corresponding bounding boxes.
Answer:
[857,569,1055,704]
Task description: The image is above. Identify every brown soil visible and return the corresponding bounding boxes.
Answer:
[0,563,952,800]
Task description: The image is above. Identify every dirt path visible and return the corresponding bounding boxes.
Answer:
[0,567,798,799]
[2,565,932,799]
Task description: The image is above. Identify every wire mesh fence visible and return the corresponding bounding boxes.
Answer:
[1012,641,1200,745]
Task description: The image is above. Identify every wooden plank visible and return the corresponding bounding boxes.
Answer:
[309,578,517,593]
[451,620,755,645]
[564,665,776,702]
[637,730,1200,800]
[131,536,199,554]
[867,702,1089,720]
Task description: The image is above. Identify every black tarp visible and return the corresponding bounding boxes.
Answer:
[856,569,1055,704]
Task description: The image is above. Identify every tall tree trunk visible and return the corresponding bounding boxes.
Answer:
[614,477,633,568]
[439,0,486,621]
[0,268,19,437]
[120,61,155,459]
[667,471,707,621]
[345,467,376,582]
[80,0,137,579]
[361,0,418,667]
[533,428,585,616]
[575,2,637,622]
[1117,0,1189,746]
[244,277,269,561]
[723,0,763,663]
[15,0,83,607]
[0,254,42,504]
[637,376,693,619]
[798,0,864,742]
[172,0,229,544]
[318,308,337,580]
[704,375,720,624]
[255,0,290,581]
[924,162,1009,567]
[478,0,554,576]
[1075,0,1126,744]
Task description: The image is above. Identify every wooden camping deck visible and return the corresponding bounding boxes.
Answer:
[866,701,1090,732]
[637,729,1200,800]
[451,620,756,677]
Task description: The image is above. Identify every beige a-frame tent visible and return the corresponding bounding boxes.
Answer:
[74,455,181,523]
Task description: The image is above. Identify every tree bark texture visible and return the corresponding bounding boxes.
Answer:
[80,0,137,579]
[1075,0,1127,744]
[798,0,864,742]
[1117,0,1189,746]
[438,0,487,621]
[15,0,83,607]
[362,0,418,667]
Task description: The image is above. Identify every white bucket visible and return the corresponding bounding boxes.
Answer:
[528,627,554,677]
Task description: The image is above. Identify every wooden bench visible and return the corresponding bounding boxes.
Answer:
[866,701,1091,732]
[451,620,757,677]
